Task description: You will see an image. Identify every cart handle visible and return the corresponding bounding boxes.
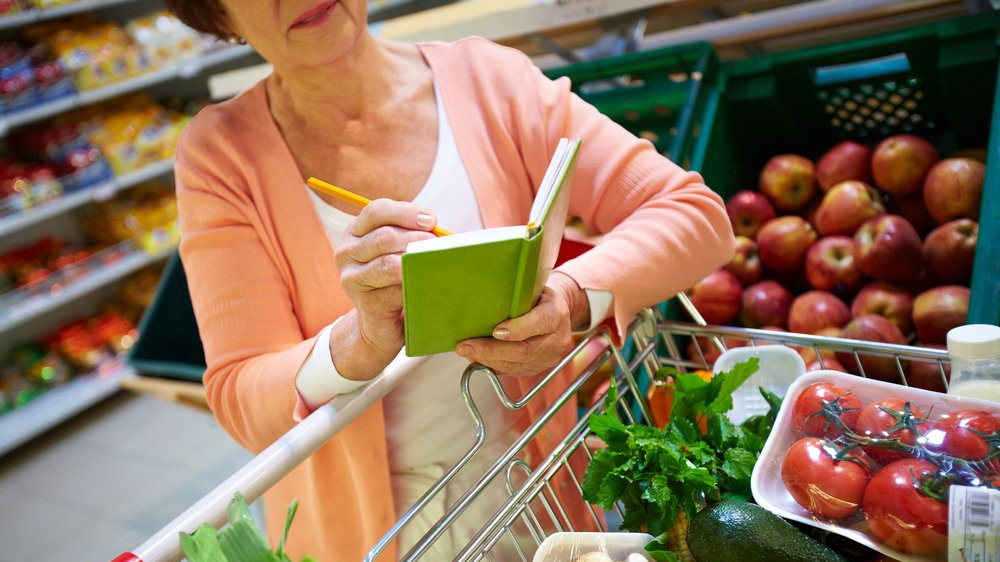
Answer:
[115,359,416,562]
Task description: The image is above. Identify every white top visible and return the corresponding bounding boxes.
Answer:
[296,80,612,472]
[946,324,1000,360]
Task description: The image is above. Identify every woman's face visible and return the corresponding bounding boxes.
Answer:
[217,0,369,69]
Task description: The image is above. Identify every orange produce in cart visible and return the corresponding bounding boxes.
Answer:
[647,369,713,429]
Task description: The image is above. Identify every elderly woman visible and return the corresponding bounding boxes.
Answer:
[166,0,734,559]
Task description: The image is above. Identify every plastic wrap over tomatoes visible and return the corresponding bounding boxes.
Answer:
[752,370,999,561]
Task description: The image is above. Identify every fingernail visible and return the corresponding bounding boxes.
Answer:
[457,344,473,356]
[416,213,435,229]
[493,327,510,340]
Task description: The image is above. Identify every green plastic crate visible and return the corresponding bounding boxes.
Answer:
[546,41,719,337]
[545,41,719,164]
[687,12,1000,325]
[126,250,206,381]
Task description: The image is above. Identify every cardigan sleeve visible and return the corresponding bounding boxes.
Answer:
[510,49,736,339]
[175,126,318,453]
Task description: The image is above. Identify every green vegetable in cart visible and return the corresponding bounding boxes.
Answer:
[686,500,847,562]
[179,493,316,562]
[582,358,783,562]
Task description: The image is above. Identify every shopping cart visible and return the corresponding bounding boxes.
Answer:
[114,302,951,562]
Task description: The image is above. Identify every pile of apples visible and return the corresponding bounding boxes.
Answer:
[687,134,986,390]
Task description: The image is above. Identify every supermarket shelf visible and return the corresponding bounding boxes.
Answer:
[0,157,174,239]
[0,0,139,31]
[0,363,135,457]
[0,46,255,135]
[0,245,174,335]
[377,0,679,42]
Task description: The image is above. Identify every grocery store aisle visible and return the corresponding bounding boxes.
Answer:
[0,392,252,562]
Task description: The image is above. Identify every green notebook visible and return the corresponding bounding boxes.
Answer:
[402,138,582,357]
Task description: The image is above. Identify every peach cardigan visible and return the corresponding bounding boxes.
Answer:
[175,38,734,561]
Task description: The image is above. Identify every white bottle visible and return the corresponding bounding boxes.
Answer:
[946,324,1000,403]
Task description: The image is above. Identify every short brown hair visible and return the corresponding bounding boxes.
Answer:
[164,0,230,38]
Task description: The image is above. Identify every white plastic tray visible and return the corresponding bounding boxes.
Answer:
[532,532,654,562]
[751,369,1000,562]
[712,344,806,424]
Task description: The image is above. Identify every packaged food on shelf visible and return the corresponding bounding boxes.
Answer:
[11,122,114,191]
[126,11,202,68]
[22,16,150,91]
[9,341,71,387]
[0,42,37,113]
[0,158,63,212]
[17,11,214,94]
[752,369,1000,561]
[26,0,76,8]
[0,0,23,16]
[114,265,161,315]
[47,321,114,372]
[0,39,77,113]
[81,182,178,251]
[67,93,190,174]
[0,367,44,413]
[0,288,144,417]
[0,234,132,309]
[90,312,138,354]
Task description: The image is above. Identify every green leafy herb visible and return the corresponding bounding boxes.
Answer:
[582,359,784,560]
[180,493,315,562]
[644,535,682,562]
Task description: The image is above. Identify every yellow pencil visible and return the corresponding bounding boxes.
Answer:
[307,177,452,237]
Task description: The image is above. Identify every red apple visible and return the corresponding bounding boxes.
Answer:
[871,134,939,196]
[804,236,864,294]
[923,158,985,224]
[740,280,793,328]
[913,286,970,344]
[757,326,787,346]
[853,214,923,282]
[836,314,907,382]
[817,140,872,191]
[887,194,936,237]
[851,282,915,335]
[758,154,817,212]
[815,180,885,236]
[756,216,817,272]
[726,190,776,238]
[724,236,762,286]
[788,291,849,335]
[807,357,847,372]
[686,269,742,325]
[906,343,950,393]
[797,327,841,364]
[923,219,978,285]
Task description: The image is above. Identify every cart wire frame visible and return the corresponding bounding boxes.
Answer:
[118,306,951,562]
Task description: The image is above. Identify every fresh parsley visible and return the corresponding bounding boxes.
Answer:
[581,358,782,536]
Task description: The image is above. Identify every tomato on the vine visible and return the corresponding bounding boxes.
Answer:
[924,409,1000,467]
[863,459,948,554]
[855,398,928,465]
[792,382,861,438]
[781,437,873,519]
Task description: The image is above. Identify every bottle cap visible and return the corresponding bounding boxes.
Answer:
[947,324,1000,360]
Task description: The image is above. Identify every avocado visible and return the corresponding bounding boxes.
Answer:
[686,501,847,562]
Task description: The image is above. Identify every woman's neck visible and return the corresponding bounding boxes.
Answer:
[266,33,422,125]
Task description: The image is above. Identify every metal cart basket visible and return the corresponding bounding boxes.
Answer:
[115,305,950,562]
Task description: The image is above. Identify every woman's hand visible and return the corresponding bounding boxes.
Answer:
[331,199,438,380]
[456,272,591,377]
